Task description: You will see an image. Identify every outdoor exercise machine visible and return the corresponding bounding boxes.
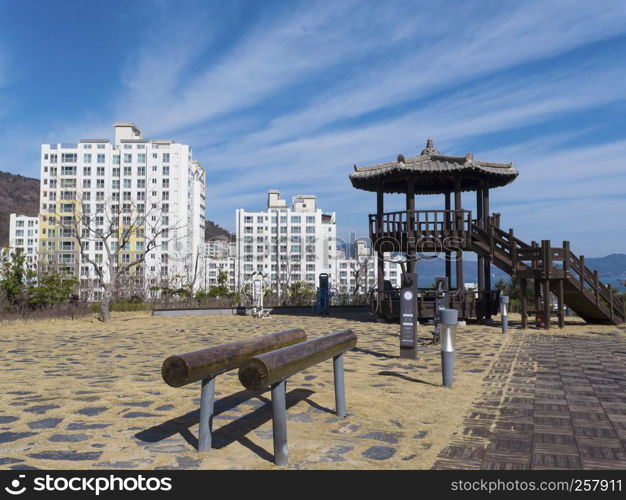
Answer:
[250,272,269,318]
[431,276,449,344]
[161,329,306,451]
[239,329,357,466]
[315,273,330,314]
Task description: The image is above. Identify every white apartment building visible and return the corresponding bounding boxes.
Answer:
[334,241,402,294]
[198,241,237,290]
[235,190,336,292]
[8,214,39,271]
[39,122,206,299]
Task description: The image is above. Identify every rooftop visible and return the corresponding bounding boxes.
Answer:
[350,138,519,194]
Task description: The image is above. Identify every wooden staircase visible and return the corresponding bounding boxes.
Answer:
[469,221,625,326]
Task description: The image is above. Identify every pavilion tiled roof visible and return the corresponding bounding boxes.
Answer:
[350,138,519,194]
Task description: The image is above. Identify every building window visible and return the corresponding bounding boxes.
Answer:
[61,153,77,162]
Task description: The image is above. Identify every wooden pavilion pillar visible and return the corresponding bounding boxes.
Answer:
[476,184,485,322]
[376,187,385,311]
[542,240,551,330]
[520,279,528,329]
[483,186,492,319]
[444,191,451,286]
[406,177,416,274]
[454,178,463,290]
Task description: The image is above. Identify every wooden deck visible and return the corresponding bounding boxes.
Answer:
[433,330,626,470]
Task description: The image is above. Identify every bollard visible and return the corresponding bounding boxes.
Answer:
[500,295,509,333]
[440,308,458,387]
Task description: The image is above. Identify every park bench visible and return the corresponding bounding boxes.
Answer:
[161,328,306,451]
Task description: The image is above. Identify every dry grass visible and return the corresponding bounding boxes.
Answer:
[1,311,613,470]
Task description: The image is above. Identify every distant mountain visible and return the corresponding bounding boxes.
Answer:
[415,254,626,291]
[0,170,40,247]
[584,254,626,290]
[204,220,233,242]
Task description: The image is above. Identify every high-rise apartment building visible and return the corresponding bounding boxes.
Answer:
[8,214,39,271]
[38,122,205,299]
[235,190,336,291]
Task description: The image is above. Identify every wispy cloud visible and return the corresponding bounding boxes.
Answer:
[1,1,626,255]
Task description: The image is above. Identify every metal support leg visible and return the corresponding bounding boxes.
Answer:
[198,376,216,452]
[333,354,346,417]
[271,380,288,466]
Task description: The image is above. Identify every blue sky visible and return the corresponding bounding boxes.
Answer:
[1,0,625,257]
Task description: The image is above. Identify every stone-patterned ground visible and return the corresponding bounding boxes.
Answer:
[0,311,506,470]
[434,322,626,470]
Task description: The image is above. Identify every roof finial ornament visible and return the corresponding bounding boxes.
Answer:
[421,137,440,156]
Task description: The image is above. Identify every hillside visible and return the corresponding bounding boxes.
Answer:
[204,219,233,241]
[585,254,626,290]
[0,170,40,247]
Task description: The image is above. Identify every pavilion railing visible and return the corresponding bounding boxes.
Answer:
[368,209,473,244]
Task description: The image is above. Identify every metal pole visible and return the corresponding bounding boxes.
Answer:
[440,308,458,387]
[500,295,509,333]
[271,379,288,466]
[198,376,216,451]
[333,354,346,417]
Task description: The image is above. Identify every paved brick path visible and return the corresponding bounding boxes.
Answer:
[433,330,626,470]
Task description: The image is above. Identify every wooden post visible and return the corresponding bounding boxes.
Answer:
[580,255,585,291]
[377,188,385,312]
[557,279,564,328]
[543,278,551,330]
[454,178,463,291]
[608,284,614,322]
[594,270,599,306]
[476,187,483,224]
[445,192,452,286]
[476,186,484,322]
[542,240,551,330]
[534,273,541,328]
[406,177,416,274]
[520,279,528,329]
[483,188,492,319]
[509,228,516,277]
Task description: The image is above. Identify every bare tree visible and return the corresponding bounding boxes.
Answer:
[174,240,203,301]
[55,195,182,322]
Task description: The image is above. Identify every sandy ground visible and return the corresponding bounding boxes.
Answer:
[0,310,615,470]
